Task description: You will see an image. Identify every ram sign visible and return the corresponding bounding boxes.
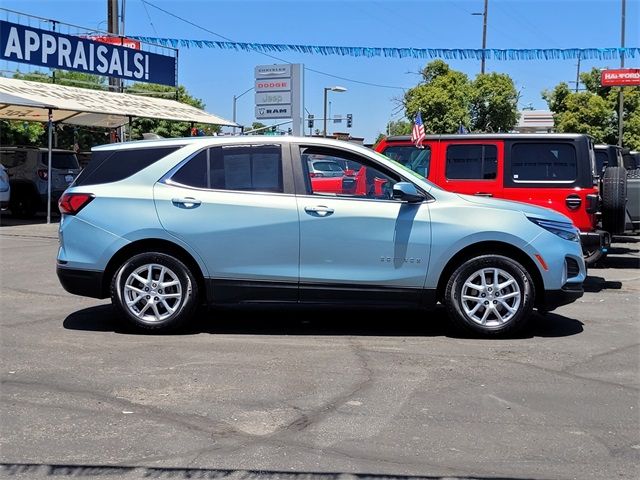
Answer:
[0,20,176,86]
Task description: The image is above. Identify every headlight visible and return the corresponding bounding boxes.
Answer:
[529,217,580,242]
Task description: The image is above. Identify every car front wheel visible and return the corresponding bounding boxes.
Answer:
[445,255,534,336]
[111,252,199,332]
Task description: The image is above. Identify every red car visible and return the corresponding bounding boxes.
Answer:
[375,134,620,265]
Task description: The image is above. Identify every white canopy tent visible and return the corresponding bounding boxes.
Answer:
[0,77,238,222]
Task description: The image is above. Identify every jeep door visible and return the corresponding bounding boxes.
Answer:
[433,141,503,199]
[154,143,300,302]
[292,144,431,304]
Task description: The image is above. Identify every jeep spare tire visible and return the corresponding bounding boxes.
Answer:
[601,166,627,235]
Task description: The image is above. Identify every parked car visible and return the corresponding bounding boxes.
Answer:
[0,146,81,217]
[305,156,346,177]
[375,134,623,265]
[57,136,585,337]
[0,164,10,210]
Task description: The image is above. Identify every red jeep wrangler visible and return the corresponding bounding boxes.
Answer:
[375,133,618,265]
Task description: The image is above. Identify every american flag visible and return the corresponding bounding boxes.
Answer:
[411,112,426,148]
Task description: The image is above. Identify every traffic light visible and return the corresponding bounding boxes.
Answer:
[346,113,353,128]
[307,114,314,129]
[271,125,277,133]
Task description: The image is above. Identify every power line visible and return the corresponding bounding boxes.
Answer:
[139,0,157,35]
[140,0,404,90]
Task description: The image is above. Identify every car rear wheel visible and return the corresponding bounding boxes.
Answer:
[445,255,534,337]
[601,166,627,235]
[111,252,199,332]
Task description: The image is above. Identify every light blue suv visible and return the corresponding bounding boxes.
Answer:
[57,136,585,336]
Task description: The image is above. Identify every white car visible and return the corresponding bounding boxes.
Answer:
[0,164,10,210]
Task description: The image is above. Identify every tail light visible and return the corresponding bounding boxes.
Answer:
[37,169,48,180]
[586,194,599,214]
[58,193,94,215]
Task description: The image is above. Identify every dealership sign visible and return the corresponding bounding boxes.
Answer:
[0,20,176,86]
[253,63,302,134]
[601,68,640,87]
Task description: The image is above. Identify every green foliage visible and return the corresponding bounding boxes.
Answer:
[0,120,44,146]
[470,73,519,132]
[543,67,640,149]
[402,61,518,135]
[250,122,267,132]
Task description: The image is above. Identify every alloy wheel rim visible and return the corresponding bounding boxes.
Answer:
[460,267,521,327]
[123,263,182,322]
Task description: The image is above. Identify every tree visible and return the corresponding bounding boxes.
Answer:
[402,60,518,134]
[250,122,267,132]
[470,73,519,132]
[543,67,640,149]
[404,60,471,134]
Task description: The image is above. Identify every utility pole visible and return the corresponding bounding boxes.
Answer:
[473,0,489,74]
[618,0,626,147]
[481,0,488,74]
[575,53,581,93]
[107,0,120,93]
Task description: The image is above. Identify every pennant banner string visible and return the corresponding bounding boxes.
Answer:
[129,37,638,61]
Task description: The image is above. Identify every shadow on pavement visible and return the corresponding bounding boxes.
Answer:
[63,303,583,340]
[583,276,623,292]
[0,463,542,480]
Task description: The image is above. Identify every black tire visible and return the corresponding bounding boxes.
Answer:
[10,186,38,218]
[444,255,534,337]
[601,166,627,234]
[110,252,199,332]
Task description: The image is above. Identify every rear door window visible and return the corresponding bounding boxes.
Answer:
[74,146,182,186]
[169,144,284,193]
[446,145,497,180]
[511,143,577,182]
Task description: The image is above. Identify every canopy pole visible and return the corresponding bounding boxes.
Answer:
[47,108,53,225]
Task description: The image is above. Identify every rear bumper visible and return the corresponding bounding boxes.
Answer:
[540,283,584,312]
[57,265,106,299]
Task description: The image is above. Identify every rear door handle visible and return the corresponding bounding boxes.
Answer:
[172,197,202,209]
[474,192,493,197]
[304,205,334,217]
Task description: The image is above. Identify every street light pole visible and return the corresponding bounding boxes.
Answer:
[323,86,347,137]
[232,86,254,134]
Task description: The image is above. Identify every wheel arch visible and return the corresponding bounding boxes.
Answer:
[436,241,544,307]
[102,238,207,303]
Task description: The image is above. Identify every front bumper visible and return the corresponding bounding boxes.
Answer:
[580,229,611,255]
[540,283,584,312]
[57,265,106,299]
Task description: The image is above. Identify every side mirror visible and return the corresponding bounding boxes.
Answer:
[392,182,424,203]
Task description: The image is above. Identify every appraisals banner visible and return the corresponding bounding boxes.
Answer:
[0,20,177,86]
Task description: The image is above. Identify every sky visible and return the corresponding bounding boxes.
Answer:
[1,0,639,144]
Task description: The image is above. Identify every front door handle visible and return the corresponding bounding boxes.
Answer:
[474,192,493,197]
[172,197,202,209]
[304,205,334,217]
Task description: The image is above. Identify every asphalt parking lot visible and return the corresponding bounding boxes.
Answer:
[0,215,639,480]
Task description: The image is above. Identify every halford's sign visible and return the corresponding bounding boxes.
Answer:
[601,68,640,87]
[0,20,176,86]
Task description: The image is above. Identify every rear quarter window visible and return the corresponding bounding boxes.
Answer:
[74,146,182,186]
[511,143,577,182]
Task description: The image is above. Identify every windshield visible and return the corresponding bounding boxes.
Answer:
[373,150,441,191]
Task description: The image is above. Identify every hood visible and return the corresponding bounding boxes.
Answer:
[457,193,573,224]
